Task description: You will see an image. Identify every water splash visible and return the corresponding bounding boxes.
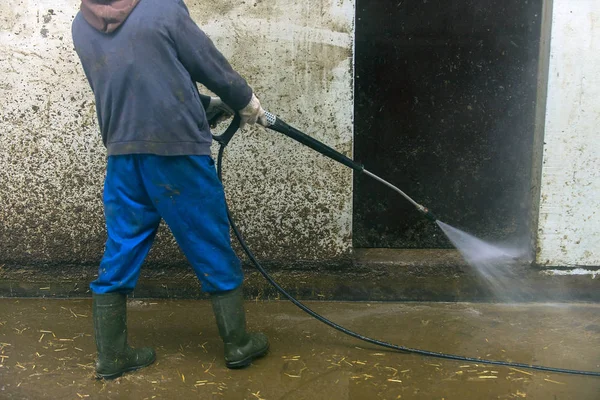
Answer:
[436,220,530,301]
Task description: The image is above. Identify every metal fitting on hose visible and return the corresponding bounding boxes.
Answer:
[420,206,438,222]
[264,111,277,127]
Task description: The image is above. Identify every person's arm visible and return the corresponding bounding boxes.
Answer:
[167,0,252,111]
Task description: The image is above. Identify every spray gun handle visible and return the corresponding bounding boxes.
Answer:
[211,113,241,146]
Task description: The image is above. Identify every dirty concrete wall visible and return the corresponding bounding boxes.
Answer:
[0,0,354,266]
[537,0,600,266]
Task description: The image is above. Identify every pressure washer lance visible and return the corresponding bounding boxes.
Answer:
[211,111,599,377]
[262,111,438,221]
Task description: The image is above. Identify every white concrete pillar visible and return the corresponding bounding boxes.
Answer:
[537,0,600,266]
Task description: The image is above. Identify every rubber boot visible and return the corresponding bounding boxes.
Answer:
[210,287,269,369]
[93,293,156,379]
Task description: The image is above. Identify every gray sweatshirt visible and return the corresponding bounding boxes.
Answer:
[72,0,253,156]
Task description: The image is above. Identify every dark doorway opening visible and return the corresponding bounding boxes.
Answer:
[353,0,544,248]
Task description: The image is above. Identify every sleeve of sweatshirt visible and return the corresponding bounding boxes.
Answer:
[167,0,253,111]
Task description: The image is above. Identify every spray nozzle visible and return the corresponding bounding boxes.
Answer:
[417,205,438,222]
[423,209,438,222]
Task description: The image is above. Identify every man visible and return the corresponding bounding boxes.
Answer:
[72,0,269,379]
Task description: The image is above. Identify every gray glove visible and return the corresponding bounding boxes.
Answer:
[206,97,234,127]
[239,94,267,129]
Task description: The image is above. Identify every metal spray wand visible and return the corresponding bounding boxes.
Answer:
[261,111,438,222]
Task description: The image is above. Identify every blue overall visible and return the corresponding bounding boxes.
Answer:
[91,155,243,294]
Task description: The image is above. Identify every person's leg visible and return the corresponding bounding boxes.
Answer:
[140,155,242,292]
[93,155,161,379]
[92,156,162,294]
[140,155,268,368]
[209,286,269,368]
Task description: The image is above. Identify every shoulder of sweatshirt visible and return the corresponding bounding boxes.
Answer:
[72,0,187,37]
[71,11,85,36]
[137,0,189,24]
[71,12,91,52]
[130,0,201,47]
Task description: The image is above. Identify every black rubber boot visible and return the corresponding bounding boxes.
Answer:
[210,287,269,369]
[93,293,156,379]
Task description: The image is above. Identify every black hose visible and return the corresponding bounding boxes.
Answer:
[216,144,600,378]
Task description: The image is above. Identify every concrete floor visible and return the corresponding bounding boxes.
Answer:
[0,299,598,399]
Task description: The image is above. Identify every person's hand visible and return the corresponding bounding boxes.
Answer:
[239,94,267,129]
[206,97,234,127]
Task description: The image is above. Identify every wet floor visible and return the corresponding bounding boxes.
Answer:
[0,299,598,399]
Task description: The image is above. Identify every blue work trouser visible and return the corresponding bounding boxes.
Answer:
[91,155,243,294]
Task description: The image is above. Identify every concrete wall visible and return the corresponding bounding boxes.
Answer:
[0,0,354,265]
[537,0,600,266]
[2,0,598,272]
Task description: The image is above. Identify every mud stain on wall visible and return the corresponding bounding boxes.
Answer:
[0,0,354,265]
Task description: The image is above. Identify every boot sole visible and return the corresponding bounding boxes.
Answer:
[225,343,270,369]
[95,354,157,380]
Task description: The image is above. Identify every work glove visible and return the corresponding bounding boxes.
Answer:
[206,97,234,127]
[239,93,267,129]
